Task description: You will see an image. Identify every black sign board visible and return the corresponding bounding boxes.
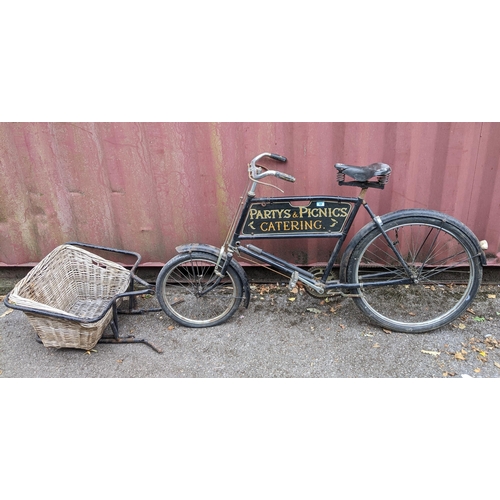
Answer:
[241,200,353,237]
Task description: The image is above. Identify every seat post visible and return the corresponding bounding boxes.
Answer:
[358,188,368,200]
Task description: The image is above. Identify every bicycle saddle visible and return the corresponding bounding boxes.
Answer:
[335,162,391,182]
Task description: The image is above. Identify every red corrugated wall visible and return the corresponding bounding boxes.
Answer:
[1,122,499,267]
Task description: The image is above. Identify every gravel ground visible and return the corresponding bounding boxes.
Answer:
[2,283,500,378]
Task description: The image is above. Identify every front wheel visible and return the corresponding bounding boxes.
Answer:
[156,252,244,328]
[345,214,482,333]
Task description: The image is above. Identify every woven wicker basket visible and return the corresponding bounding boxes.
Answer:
[7,244,133,350]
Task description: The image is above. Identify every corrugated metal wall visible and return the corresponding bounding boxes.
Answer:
[1,122,499,267]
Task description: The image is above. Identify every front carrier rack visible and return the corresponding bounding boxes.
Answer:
[4,242,162,353]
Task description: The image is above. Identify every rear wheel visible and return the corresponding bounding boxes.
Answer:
[345,214,482,333]
[156,252,243,327]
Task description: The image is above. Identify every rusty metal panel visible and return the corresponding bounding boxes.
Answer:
[1,122,499,267]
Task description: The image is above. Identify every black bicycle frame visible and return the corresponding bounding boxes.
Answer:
[226,191,414,291]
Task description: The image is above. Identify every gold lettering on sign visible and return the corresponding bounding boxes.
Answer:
[258,218,328,232]
[249,208,292,220]
[298,206,349,219]
[243,201,351,235]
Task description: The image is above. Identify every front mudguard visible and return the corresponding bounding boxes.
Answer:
[175,243,251,308]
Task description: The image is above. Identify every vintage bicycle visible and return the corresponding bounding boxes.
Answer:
[155,152,487,333]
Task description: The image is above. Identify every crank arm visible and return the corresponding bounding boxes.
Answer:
[297,275,325,294]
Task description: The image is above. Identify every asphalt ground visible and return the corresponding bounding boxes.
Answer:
[3,283,500,500]
[2,282,500,378]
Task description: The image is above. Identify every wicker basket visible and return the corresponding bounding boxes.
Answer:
[6,244,134,350]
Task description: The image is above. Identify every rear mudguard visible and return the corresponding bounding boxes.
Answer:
[175,243,251,308]
[339,209,487,282]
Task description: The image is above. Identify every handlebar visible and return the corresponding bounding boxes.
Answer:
[275,171,296,182]
[269,153,287,162]
[249,152,296,184]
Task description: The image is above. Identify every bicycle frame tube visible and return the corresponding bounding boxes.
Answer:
[222,189,415,291]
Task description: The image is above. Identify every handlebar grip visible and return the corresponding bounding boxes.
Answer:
[269,154,287,162]
[275,172,296,183]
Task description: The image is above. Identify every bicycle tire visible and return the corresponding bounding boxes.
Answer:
[345,212,482,333]
[156,252,244,328]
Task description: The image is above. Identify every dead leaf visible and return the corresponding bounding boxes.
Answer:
[291,287,298,294]
[288,297,296,302]
[422,350,441,356]
[339,324,346,329]
[454,352,466,361]
[382,328,392,334]
[167,325,175,330]
[458,323,466,329]
[373,343,380,348]
[306,308,322,314]
[474,368,481,373]
[494,362,500,369]
[0,309,13,318]
[443,372,457,377]
[485,337,499,347]
[478,350,487,357]
[488,294,496,299]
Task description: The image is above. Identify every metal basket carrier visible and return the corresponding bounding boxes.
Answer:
[4,242,162,353]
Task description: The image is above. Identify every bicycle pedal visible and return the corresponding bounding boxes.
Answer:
[288,271,299,291]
